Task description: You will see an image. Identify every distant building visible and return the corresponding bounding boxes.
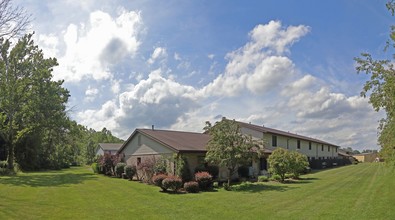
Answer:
[353,152,379,163]
[96,143,123,156]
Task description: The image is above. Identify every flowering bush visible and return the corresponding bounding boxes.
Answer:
[152,174,168,191]
[97,153,120,176]
[195,171,213,190]
[162,176,183,192]
[137,157,156,183]
[184,181,199,193]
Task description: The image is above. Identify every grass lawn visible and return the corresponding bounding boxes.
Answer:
[0,163,394,219]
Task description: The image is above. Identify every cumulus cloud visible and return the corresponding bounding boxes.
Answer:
[200,20,309,97]
[148,47,168,64]
[51,9,142,82]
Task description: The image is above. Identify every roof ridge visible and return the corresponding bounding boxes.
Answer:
[138,128,206,135]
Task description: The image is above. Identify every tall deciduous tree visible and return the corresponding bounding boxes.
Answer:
[0,0,31,38]
[355,1,395,166]
[204,118,262,186]
[0,33,69,170]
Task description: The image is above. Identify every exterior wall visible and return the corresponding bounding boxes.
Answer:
[96,148,118,156]
[96,148,104,156]
[353,153,378,163]
[241,127,338,161]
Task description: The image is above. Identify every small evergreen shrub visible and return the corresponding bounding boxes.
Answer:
[91,163,99,174]
[238,166,250,178]
[124,165,136,180]
[223,183,232,191]
[115,163,126,178]
[257,175,269,182]
[152,174,168,191]
[195,171,213,190]
[184,181,199,193]
[162,176,183,192]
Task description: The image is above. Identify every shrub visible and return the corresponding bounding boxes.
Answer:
[137,157,156,183]
[115,163,126,178]
[195,171,213,190]
[152,174,168,191]
[124,165,136,180]
[288,151,309,179]
[268,148,290,182]
[91,163,99,174]
[175,155,192,182]
[195,165,219,179]
[98,153,120,176]
[223,183,232,191]
[258,175,269,182]
[231,181,255,191]
[153,157,168,174]
[238,166,250,178]
[0,161,7,169]
[184,181,199,193]
[162,176,183,192]
[270,174,282,182]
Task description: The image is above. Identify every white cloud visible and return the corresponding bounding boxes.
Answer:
[51,9,142,82]
[148,47,168,64]
[200,21,309,97]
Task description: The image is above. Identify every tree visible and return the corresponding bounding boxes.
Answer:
[204,118,262,186]
[288,151,309,179]
[0,0,31,38]
[0,33,70,170]
[267,148,290,182]
[355,1,395,166]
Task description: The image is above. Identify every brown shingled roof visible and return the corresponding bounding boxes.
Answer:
[237,120,340,148]
[119,129,210,153]
[99,143,123,151]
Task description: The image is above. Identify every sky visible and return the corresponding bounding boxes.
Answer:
[15,0,393,150]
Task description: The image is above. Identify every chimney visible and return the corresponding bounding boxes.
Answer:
[152,125,154,131]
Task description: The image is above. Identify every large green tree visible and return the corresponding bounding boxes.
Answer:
[0,33,69,170]
[204,118,262,186]
[355,1,395,166]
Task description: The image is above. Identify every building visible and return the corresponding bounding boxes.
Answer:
[118,128,210,176]
[353,152,379,163]
[236,121,340,170]
[96,143,123,156]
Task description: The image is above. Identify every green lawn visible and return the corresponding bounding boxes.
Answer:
[0,163,394,220]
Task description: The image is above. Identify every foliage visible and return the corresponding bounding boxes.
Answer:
[204,118,263,186]
[288,151,309,179]
[91,163,99,174]
[137,156,156,183]
[184,181,199,193]
[268,148,291,182]
[124,165,136,180]
[230,181,257,191]
[174,154,192,182]
[162,175,183,192]
[195,171,213,190]
[152,174,168,191]
[257,175,269,182]
[269,174,282,182]
[98,153,120,176]
[195,164,219,179]
[115,163,126,178]
[237,166,250,178]
[354,1,395,166]
[153,157,168,174]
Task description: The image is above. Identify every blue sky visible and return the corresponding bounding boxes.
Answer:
[17,0,392,150]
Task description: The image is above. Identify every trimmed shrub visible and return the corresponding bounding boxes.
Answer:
[124,165,136,180]
[162,176,183,192]
[91,163,99,174]
[238,166,249,178]
[195,171,213,190]
[115,163,126,178]
[194,165,219,179]
[152,174,168,191]
[258,175,269,182]
[153,157,168,174]
[184,181,200,193]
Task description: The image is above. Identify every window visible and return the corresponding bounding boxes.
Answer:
[335,147,338,153]
[272,135,277,147]
[328,146,330,152]
[321,144,324,151]
[309,142,312,150]
[137,157,141,166]
[297,140,301,149]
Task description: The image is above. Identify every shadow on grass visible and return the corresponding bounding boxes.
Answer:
[159,188,219,195]
[0,172,97,187]
[283,177,319,184]
[231,183,292,193]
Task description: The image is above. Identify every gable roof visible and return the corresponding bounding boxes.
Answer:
[99,143,123,151]
[119,129,210,153]
[236,121,340,148]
